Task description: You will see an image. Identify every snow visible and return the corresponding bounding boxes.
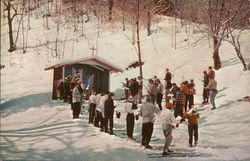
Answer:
[1,5,250,161]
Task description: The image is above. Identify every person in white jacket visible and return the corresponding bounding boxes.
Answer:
[125,97,136,139]
[94,90,102,127]
[96,92,108,131]
[72,83,81,119]
[160,105,179,156]
[139,96,160,148]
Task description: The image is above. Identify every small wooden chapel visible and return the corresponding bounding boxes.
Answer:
[44,56,123,100]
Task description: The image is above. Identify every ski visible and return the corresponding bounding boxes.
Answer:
[147,151,211,158]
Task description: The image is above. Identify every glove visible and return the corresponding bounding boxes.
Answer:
[187,109,193,115]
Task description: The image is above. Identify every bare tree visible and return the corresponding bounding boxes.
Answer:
[2,0,17,52]
[224,0,250,71]
[143,0,171,36]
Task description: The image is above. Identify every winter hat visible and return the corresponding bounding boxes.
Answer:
[166,102,174,109]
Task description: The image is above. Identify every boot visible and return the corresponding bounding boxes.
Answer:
[162,151,170,156]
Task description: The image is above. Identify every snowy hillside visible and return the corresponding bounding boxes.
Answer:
[1,2,250,161]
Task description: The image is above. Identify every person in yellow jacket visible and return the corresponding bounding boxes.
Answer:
[183,108,200,147]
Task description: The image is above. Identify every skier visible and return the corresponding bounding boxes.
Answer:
[164,68,172,103]
[88,89,97,124]
[94,90,102,127]
[125,97,136,139]
[174,87,185,122]
[181,81,190,112]
[188,79,196,109]
[160,103,179,156]
[205,78,218,110]
[97,92,109,131]
[183,108,200,147]
[156,79,164,110]
[104,92,115,134]
[139,96,160,148]
[77,80,84,114]
[202,71,210,104]
[72,83,82,119]
[147,79,157,105]
[129,79,139,104]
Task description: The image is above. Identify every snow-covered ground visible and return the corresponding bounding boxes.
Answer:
[1,6,250,161]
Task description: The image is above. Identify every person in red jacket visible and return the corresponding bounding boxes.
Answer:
[208,66,215,80]
[183,108,200,147]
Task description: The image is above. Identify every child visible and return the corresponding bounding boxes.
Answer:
[183,108,200,147]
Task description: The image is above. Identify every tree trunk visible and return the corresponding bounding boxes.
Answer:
[137,0,143,78]
[235,48,247,71]
[147,11,151,36]
[122,10,125,31]
[108,0,114,21]
[212,37,221,70]
[7,2,16,52]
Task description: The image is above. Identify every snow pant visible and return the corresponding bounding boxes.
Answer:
[156,93,163,110]
[72,102,81,119]
[162,124,173,152]
[89,103,96,124]
[138,88,142,103]
[125,89,129,100]
[189,95,194,109]
[150,94,156,105]
[94,111,104,128]
[126,113,135,138]
[165,89,171,103]
[188,124,198,145]
[203,88,209,102]
[70,92,73,109]
[142,122,154,146]
[209,90,216,108]
[184,94,191,112]
[104,115,114,133]
[174,104,184,118]
[60,89,64,100]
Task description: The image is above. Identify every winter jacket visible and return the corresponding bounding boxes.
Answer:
[206,79,217,90]
[181,84,190,95]
[139,102,160,123]
[157,83,164,94]
[97,95,108,115]
[183,112,200,125]
[160,108,178,126]
[129,81,139,96]
[164,72,172,82]
[188,83,196,95]
[104,97,115,118]
[171,86,178,99]
[72,87,81,103]
[148,83,157,95]
[89,94,96,104]
[176,91,185,107]
[203,75,209,87]
[208,70,215,80]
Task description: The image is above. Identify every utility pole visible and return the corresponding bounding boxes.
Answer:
[136,0,143,78]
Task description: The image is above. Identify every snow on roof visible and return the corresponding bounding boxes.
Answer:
[44,56,123,73]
